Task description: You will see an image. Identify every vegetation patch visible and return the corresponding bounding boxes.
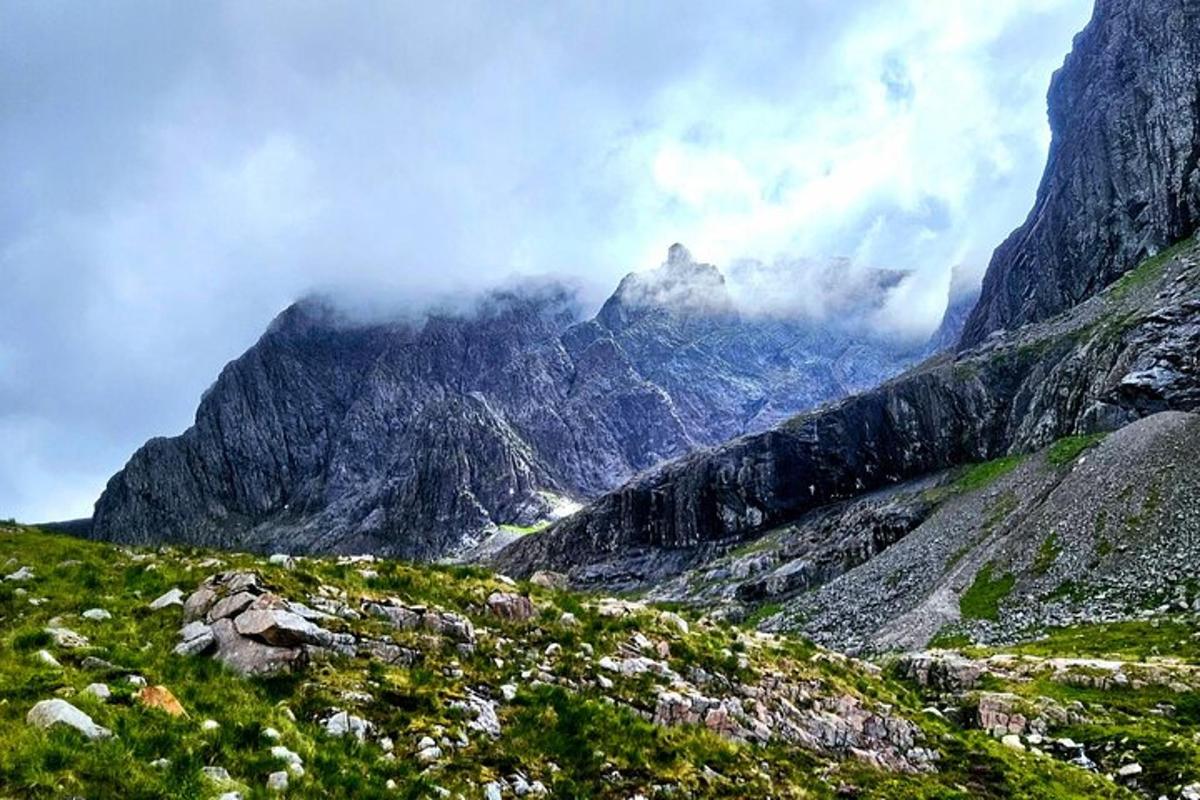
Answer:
[1032,532,1061,576]
[1045,433,1107,467]
[959,564,1016,621]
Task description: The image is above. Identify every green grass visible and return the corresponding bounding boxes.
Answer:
[926,455,1026,505]
[1002,619,1200,663]
[959,564,1016,621]
[0,522,1174,799]
[1032,532,1061,576]
[1109,237,1193,301]
[1045,433,1106,467]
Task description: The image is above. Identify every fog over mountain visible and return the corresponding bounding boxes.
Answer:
[0,0,1093,521]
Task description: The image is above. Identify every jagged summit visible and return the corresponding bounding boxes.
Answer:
[92,247,923,558]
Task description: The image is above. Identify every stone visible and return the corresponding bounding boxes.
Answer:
[486,592,536,622]
[26,699,112,739]
[1000,734,1025,751]
[83,683,111,701]
[267,554,296,569]
[207,591,256,622]
[324,710,371,741]
[183,586,217,621]
[210,618,305,676]
[484,782,503,800]
[45,627,88,649]
[149,588,185,610]
[1116,763,1143,778]
[5,566,33,581]
[81,608,112,621]
[267,771,289,791]
[174,621,216,656]
[36,650,61,668]
[201,719,221,731]
[233,604,332,647]
[137,685,187,717]
[529,570,567,589]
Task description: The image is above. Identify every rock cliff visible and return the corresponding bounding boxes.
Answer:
[961,0,1200,345]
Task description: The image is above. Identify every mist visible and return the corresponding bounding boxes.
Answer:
[0,0,1095,522]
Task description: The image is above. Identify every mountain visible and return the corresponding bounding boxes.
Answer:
[495,0,1200,639]
[90,246,922,559]
[961,0,1200,346]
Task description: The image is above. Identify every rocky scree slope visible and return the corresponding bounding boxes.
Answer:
[0,523,1143,799]
[91,246,924,560]
[631,409,1200,656]
[962,0,1200,345]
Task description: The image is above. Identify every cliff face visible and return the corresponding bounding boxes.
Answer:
[961,0,1200,346]
[92,249,918,558]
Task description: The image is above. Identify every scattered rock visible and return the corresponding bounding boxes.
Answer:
[81,608,112,621]
[83,683,111,701]
[137,685,187,717]
[324,710,371,741]
[149,588,185,610]
[486,592,537,622]
[27,699,112,739]
[5,566,33,582]
[267,770,289,791]
[45,626,89,649]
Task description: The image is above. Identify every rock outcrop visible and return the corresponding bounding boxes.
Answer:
[92,248,919,559]
[961,0,1200,345]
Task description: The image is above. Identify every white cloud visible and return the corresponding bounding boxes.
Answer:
[0,0,1095,521]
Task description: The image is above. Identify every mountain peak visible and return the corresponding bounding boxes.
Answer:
[666,242,694,267]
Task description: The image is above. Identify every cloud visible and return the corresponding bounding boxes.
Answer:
[0,0,1094,521]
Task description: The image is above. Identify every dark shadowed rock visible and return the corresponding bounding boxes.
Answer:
[962,0,1200,345]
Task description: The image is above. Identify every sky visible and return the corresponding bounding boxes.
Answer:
[0,0,1095,522]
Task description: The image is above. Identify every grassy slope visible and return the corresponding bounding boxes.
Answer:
[0,524,1136,799]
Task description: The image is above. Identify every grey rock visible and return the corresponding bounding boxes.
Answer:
[209,618,305,676]
[149,588,185,610]
[26,699,112,739]
[963,0,1200,345]
[486,592,536,622]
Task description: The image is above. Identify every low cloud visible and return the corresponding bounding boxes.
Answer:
[0,0,1094,521]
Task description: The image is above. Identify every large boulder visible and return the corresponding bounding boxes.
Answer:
[26,699,112,739]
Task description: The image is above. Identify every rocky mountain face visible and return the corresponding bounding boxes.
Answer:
[496,0,1200,643]
[495,240,1200,577]
[961,0,1200,346]
[91,246,923,559]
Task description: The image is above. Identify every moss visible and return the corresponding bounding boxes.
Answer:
[1045,433,1107,467]
[926,456,1025,505]
[960,564,1016,621]
[1109,237,1193,301]
[1032,532,1061,576]
[740,602,783,629]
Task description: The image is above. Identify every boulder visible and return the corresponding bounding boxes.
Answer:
[137,685,187,717]
[210,618,305,676]
[486,592,536,622]
[27,699,112,739]
[149,588,185,610]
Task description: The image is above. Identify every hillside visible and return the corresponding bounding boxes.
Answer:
[3,522,1195,799]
